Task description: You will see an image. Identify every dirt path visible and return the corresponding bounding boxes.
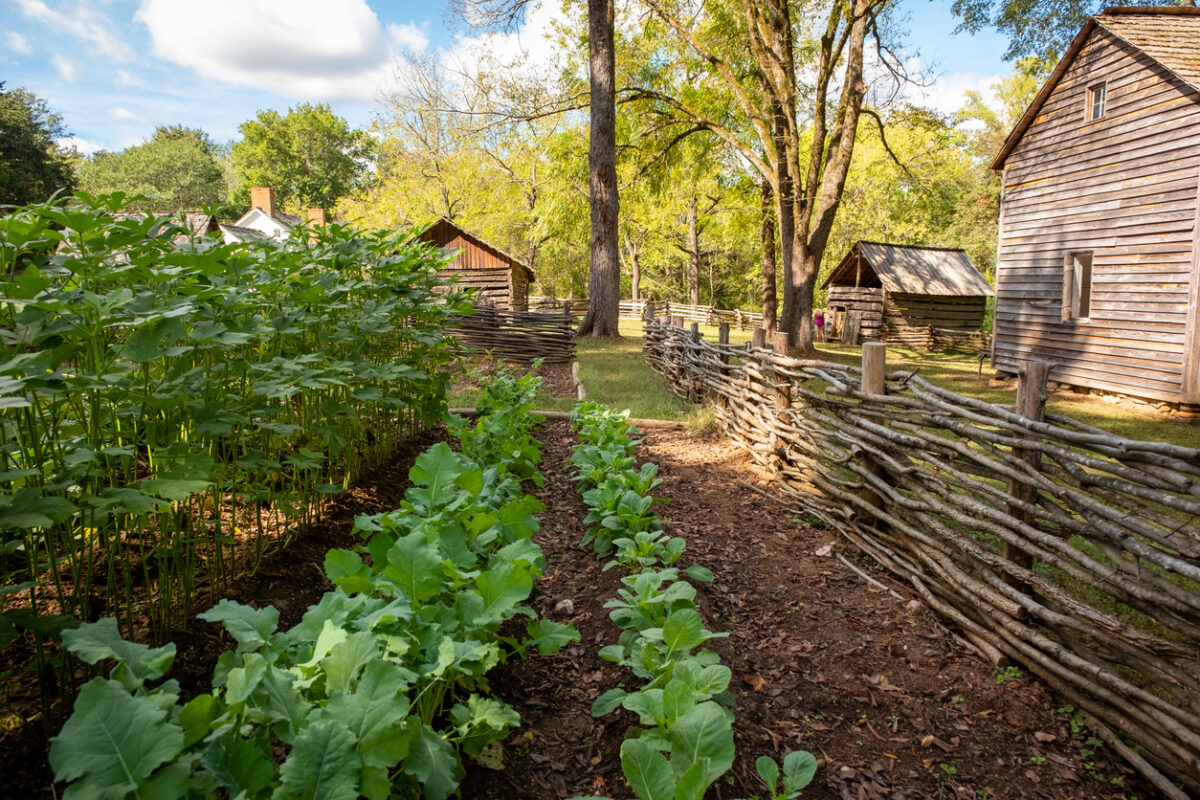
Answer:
[460,421,1149,800]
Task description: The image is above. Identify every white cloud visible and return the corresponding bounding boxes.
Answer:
[14,0,132,61]
[53,54,80,83]
[916,71,1005,117]
[7,32,33,56]
[60,136,104,156]
[109,106,143,122]
[135,0,425,103]
[389,22,429,54]
[445,0,568,83]
[115,70,146,89]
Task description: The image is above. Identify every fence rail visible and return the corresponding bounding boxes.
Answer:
[643,320,1200,799]
[449,306,575,363]
[529,297,764,329]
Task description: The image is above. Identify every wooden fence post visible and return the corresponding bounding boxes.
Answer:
[563,300,572,326]
[860,342,888,516]
[772,332,791,411]
[1006,360,1049,596]
[672,315,683,328]
[752,328,766,350]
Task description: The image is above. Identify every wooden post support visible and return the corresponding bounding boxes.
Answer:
[1005,360,1049,598]
[717,322,730,351]
[690,322,701,342]
[562,300,572,325]
[752,328,766,350]
[859,342,888,518]
[736,309,745,330]
[672,315,684,328]
[772,332,791,411]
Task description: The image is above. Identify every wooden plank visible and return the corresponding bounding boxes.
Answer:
[1181,167,1200,404]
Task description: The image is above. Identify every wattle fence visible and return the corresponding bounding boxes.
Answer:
[529,297,764,328]
[644,319,1200,798]
[449,306,575,363]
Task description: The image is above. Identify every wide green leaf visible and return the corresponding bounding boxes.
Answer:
[668,702,734,783]
[201,728,276,798]
[61,618,176,691]
[661,608,704,656]
[198,599,279,653]
[49,678,185,800]
[385,531,444,603]
[403,724,464,800]
[525,618,580,655]
[273,718,361,800]
[324,660,413,768]
[620,738,674,800]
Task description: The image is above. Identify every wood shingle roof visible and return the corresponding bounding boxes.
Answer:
[822,241,993,296]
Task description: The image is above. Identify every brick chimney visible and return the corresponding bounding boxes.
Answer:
[249,187,275,218]
[307,208,327,226]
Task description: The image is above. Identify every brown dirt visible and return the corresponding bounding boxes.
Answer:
[0,418,1155,799]
[458,421,1151,800]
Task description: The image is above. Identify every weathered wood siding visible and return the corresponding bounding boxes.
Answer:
[437,268,513,309]
[994,27,1200,403]
[826,286,883,340]
[883,294,987,348]
[510,265,529,312]
[420,220,531,312]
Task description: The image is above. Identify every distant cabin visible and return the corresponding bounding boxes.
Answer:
[416,218,534,312]
[991,7,1200,406]
[821,241,992,346]
[220,187,326,244]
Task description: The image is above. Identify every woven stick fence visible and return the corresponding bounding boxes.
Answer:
[644,319,1200,798]
[448,306,575,363]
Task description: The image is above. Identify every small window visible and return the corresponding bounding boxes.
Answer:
[1087,82,1107,120]
[1062,252,1094,321]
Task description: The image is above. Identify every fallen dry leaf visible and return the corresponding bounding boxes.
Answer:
[1033,731,1057,742]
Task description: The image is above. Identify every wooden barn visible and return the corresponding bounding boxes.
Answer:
[821,241,992,346]
[416,218,534,311]
[991,7,1200,406]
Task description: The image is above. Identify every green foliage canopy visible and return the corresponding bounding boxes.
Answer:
[77,125,228,211]
[231,103,372,213]
[0,83,75,206]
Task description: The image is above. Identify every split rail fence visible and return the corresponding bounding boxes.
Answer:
[644,319,1200,798]
[448,306,575,363]
[529,297,763,328]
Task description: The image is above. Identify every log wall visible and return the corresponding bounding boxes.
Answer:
[826,287,883,341]
[994,26,1200,403]
[644,319,1200,798]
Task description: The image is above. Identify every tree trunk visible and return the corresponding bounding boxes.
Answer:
[773,107,797,340]
[760,178,777,336]
[688,195,700,307]
[791,238,818,352]
[624,235,642,301]
[576,0,621,338]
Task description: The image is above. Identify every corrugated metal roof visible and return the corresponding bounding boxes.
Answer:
[993,7,1200,170]
[823,241,993,296]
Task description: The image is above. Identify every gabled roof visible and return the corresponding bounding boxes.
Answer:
[822,241,993,297]
[218,223,269,243]
[417,217,535,283]
[992,7,1200,170]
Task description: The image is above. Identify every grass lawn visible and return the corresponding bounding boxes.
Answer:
[453,318,1200,448]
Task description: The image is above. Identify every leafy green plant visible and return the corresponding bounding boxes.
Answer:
[49,386,578,799]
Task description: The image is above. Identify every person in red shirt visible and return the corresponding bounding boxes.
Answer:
[814,309,825,342]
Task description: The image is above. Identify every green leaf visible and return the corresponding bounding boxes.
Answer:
[50,678,185,800]
[685,565,714,583]
[320,630,377,695]
[620,738,674,800]
[663,679,694,726]
[591,687,626,717]
[61,618,175,691]
[661,609,704,656]
[198,599,279,653]
[385,531,444,603]
[324,660,413,768]
[273,718,361,800]
[756,755,780,796]
[324,549,372,594]
[179,694,220,749]
[525,618,579,655]
[408,442,463,505]
[781,750,818,795]
[403,724,464,800]
[201,728,276,798]
[474,560,533,626]
[668,702,734,783]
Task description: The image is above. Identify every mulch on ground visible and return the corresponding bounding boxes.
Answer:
[459,420,1150,800]
[0,412,1153,799]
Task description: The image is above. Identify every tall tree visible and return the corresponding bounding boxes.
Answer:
[77,126,227,211]
[0,83,75,206]
[231,103,371,213]
[635,0,896,351]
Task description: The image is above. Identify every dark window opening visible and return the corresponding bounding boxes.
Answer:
[1087,83,1107,120]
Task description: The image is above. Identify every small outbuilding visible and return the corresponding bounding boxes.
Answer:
[416,218,535,312]
[821,241,993,346]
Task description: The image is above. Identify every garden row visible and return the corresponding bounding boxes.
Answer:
[0,197,468,720]
[48,369,579,799]
[568,402,816,800]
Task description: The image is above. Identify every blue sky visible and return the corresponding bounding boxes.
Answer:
[2,0,1014,155]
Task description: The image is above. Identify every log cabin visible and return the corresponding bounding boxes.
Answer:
[991,7,1200,407]
[415,218,534,312]
[821,241,992,347]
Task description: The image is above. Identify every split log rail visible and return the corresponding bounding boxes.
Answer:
[448,305,575,363]
[643,318,1200,798]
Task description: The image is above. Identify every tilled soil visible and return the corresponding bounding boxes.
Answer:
[459,421,1149,800]
[0,418,1152,799]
